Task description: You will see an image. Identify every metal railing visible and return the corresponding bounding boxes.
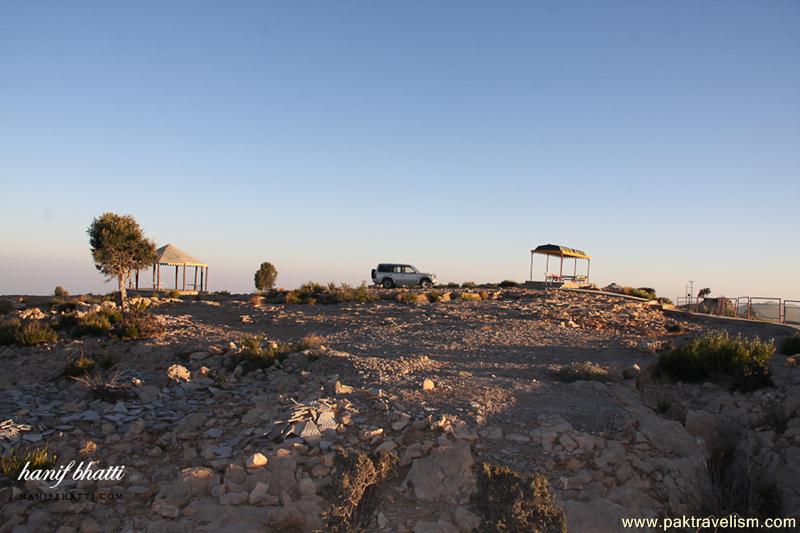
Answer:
[675,295,799,325]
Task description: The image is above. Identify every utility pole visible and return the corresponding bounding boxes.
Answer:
[687,280,695,308]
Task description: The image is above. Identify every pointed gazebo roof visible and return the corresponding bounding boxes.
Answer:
[155,244,207,266]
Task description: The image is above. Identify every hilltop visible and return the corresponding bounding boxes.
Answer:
[1,288,799,532]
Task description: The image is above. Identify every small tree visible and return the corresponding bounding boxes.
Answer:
[88,213,156,310]
[698,287,711,299]
[254,262,278,293]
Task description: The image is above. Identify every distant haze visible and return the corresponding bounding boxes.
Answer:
[1,2,798,301]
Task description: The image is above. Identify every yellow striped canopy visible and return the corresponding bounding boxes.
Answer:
[531,244,590,260]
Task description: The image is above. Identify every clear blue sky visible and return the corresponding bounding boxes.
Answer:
[1,1,798,300]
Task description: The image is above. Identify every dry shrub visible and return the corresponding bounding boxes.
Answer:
[427,289,450,303]
[553,362,614,383]
[325,450,398,532]
[249,294,264,307]
[297,333,325,351]
[1,446,57,486]
[396,292,428,304]
[473,463,566,533]
[71,371,131,401]
[459,292,482,301]
[65,353,96,376]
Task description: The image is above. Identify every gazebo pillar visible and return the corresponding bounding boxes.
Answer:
[182,265,186,291]
[529,252,534,282]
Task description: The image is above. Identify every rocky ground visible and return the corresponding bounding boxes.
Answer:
[1,289,799,532]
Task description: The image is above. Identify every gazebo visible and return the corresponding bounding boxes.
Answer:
[529,244,591,285]
[129,244,209,294]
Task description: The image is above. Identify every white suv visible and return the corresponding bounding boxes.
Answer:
[371,263,437,289]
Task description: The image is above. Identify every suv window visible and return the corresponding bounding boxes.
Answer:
[402,266,416,273]
[378,264,391,273]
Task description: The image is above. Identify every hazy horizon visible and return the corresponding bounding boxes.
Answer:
[2,1,798,301]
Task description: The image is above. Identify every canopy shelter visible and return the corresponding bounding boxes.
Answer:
[129,244,209,294]
[529,244,591,284]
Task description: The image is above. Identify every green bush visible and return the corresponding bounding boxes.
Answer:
[54,286,69,297]
[461,281,478,289]
[621,287,658,300]
[73,312,113,337]
[237,335,289,371]
[166,289,182,299]
[0,301,14,315]
[780,334,800,355]
[473,463,566,533]
[284,282,378,305]
[0,319,19,345]
[115,307,164,340]
[499,280,519,287]
[13,320,58,346]
[658,331,774,384]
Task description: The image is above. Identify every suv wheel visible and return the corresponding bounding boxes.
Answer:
[420,279,432,289]
[382,278,395,289]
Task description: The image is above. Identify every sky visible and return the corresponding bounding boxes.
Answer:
[1,0,798,301]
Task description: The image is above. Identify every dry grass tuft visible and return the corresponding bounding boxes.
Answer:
[553,362,614,383]
[325,450,398,532]
[1,446,57,486]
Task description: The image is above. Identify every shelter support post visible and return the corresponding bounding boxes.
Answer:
[529,252,534,282]
[175,266,179,290]
[182,265,186,291]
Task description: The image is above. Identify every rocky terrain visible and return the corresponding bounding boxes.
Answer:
[1,289,799,532]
